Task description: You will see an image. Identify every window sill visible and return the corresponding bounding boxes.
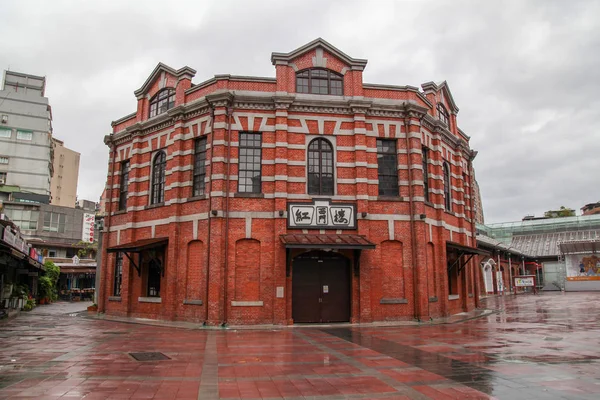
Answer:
[448,294,460,301]
[138,297,161,303]
[468,293,474,298]
[145,202,165,210]
[377,196,404,202]
[429,296,438,303]
[112,210,127,216]
[445,210,456,217]
[187,195,207,202]
[108,296,121,302]
[424,201,435,208]
[183,299,203,305]
[380,298,408,304]
[231,301,263,307]
[234,192,264,198]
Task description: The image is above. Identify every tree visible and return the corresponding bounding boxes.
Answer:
[544,206,576,218]
[39,261,60,301]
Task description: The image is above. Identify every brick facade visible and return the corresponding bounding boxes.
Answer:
[99,38,481,325]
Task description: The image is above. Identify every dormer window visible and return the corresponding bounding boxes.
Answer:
[296,68,343,95]
[437,103,450,127]
[149,89,175,118]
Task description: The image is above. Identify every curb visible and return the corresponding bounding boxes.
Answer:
[86,307,499,331]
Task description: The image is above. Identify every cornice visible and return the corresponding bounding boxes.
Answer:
[105,91,466,150]
[111,112,136,128]
[363,83,433,109]
[186,74,276,96]
[206,92,234,108]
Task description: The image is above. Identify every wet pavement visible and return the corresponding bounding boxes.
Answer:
[1,293,599,399]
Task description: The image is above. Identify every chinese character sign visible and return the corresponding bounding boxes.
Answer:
[288,200,356,229]
[82,213,95,243]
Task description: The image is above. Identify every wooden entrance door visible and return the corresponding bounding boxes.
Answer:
[292,251,350,323]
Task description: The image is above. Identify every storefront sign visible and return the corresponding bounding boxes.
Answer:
[82,213,95,243]
[3,228,16,247]
[514,276,535,287]
[287,199,356,229]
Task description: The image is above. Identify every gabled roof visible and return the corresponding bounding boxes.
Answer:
[271,38,368,70]
[421,80,459,114]
[134,62,196,98]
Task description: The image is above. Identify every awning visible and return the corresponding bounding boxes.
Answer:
[446,241,488,256]
[107,238,168,277]
[558,239,600,255]
[107,238,168,253]
[280,234,376,249]
[60,267,96,274]
[446,241,487,273]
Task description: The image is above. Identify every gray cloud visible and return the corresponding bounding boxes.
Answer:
[1,0,598,223]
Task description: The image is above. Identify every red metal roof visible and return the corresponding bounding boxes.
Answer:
[280,234,375,249]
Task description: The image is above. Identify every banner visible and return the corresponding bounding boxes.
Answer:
[565,254,600,281]
[82,213,95,243]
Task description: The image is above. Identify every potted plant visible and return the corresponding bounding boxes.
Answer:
[23,298,35,311]
[87,303,98,312]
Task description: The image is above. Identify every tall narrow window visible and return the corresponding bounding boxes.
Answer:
[192,137,207,196]
[437,103,450,127]
[238,132,262,193]
[307,138,334,195]
[296,68,343,95]
[422,147,430,202]
[151,151,166,205]
[376,139,398,196]
[119,160,130,211]
[149,89,175,118]
[443,162,452,211]
[147,259,161,297]
[113,252,123,296]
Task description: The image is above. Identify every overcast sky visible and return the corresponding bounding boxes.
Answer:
[1,0,598,223]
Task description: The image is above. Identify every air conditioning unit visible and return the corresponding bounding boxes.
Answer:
[1,115,7,124]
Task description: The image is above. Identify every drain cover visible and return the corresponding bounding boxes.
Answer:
[544,337,563,341]
[129,352,170,361]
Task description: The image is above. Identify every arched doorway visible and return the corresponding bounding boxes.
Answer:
[292,251,350,323]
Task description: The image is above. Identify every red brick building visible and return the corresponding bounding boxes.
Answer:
[99,38,484,325]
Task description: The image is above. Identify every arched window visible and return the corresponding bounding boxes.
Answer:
[437,103,449,127]
[296,68,343,95]
[307,138,334,195]
[151,151,166,204]
[443,162,451,211]
[149,89,175,118]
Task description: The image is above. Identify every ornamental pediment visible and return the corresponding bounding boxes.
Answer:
[133,62,196,100]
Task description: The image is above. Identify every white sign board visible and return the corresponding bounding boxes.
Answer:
[514,276,535,287]
[287,199,356,230]
[82,213,95,243]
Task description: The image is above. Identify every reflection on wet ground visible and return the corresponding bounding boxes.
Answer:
[0,293,600,399]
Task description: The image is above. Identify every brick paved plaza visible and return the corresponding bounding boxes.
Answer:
[1,293,599,399]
